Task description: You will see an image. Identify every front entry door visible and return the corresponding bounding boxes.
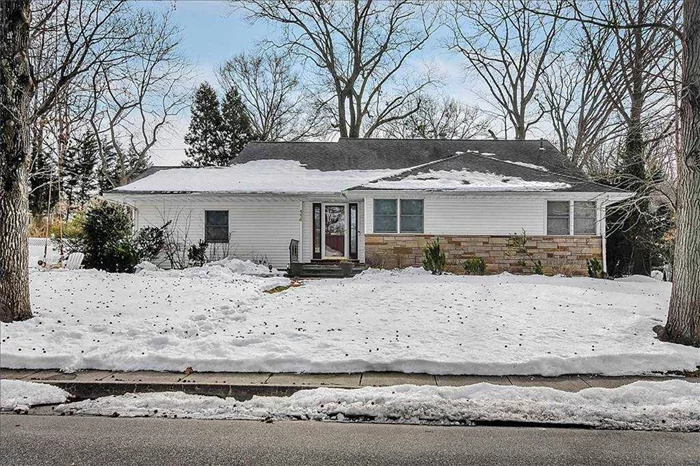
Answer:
[324,205,346,258]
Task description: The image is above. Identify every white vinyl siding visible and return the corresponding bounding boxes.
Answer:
[131,195,301,268]
[423,196,546,235]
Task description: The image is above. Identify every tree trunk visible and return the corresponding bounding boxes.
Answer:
[664,0,700,346]
[0,0,33,323]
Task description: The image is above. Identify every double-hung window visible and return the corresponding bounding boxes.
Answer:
[205,210,229,243]
[373,199,424,233]
[546,201,597,235]
[374,199,398,233]
[573,201,597,235]
[400,200,424,233]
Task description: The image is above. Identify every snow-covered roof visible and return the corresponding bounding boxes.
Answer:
[361,168,570,192]
[109,143,631,196]
[110,160,402,195]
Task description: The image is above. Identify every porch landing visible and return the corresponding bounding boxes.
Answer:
[286,261,369,278]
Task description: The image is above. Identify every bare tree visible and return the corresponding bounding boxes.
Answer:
[1,0,34,322]
[538,36,623,170]
[532,0,698,346]
[1,0,188,322]
[379,94,492,139]
[449,0,562,140]
[238,0,440,138]
[218,51,326,141]
[86,10,191,189]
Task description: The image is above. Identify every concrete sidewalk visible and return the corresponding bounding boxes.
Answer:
[1,369,697,401]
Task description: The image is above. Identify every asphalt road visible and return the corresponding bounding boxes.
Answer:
[1,415,699,466]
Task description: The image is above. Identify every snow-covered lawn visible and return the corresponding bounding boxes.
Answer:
[1,263,698,375]
[0,379,71,411]
[54,381,700,431]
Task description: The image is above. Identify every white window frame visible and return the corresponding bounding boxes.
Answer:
[372,198,425,234]
[545,200,601,236]
[203,209,230,243]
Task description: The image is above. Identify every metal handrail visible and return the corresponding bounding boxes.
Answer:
[289,239,299,265]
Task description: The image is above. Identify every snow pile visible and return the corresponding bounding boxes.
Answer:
[3,269,698,375]
[363,169,571,191]
[108,160,402,195]
[202,258,283,277]
[501,160,549,172]
[136,258,284,278]
[135,261,160,273]
[0,380,71,411]
[54,381,700,431]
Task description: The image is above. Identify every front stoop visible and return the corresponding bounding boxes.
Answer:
[286,262,368,278]
[2,369,697,402]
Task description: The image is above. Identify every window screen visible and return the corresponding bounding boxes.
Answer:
[400,199,423,233]
[205,210,229,243]
[547,201,570,235]
[374,199,397,233]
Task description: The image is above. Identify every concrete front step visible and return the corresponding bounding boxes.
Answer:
[2,369,696,401]
[287,263,369,278]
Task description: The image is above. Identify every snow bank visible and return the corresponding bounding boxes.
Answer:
[1,268,697,375]
[0,380,71,410]
[200,258,283,277]
[54,381,700,431]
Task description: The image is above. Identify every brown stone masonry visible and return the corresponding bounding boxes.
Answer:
[365,235,603,276]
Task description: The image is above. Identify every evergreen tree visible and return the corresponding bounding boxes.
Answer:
[604,135,670,276]
[28,147,56,216]
[63,133,99,208]
[183,82,224,167]
[98,142,150,192]
[220,87,257,164]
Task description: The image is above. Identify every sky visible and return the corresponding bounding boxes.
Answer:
[145,1,519,166]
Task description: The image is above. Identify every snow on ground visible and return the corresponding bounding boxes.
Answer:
[1,267,698,375]
[0,380,71,411]
[28,237,59,267]
[54,381,700,431]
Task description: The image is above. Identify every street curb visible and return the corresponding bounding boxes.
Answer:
[35,380,336,401]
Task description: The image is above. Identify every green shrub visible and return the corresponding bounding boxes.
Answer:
[188,240,208,267]
[587,257,604,278]
[422,238,446,275]
[463,257,486,275]
[134,221,170,262]
[70,202,167,273]
[507,229,544,275]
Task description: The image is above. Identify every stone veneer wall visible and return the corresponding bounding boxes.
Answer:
[365,235,602,276]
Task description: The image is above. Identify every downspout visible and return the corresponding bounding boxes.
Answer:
[601,200,608,275]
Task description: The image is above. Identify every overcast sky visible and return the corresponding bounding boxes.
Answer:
[146,1,537,166]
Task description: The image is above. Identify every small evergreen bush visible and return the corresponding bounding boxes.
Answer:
[188,240,208,266]
[507,229,544,275]
[587,257,604,278]
[463,257,486,275]
[422,238,446,275]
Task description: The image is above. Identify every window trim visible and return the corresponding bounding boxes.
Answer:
[373,199,398,233]
[204,210,230,243]
[399,199,424,233]
[545,200,600,236]
[372,198,425,234]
